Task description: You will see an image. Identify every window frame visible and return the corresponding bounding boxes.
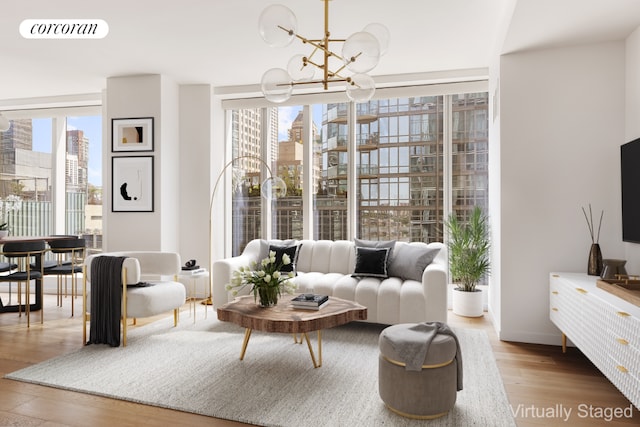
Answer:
[0,104,101,237]
[223,80,489,252]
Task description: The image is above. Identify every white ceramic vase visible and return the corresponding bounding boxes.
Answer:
[452,287,484,317]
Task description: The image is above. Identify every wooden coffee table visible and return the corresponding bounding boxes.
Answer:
[217,294,367,368]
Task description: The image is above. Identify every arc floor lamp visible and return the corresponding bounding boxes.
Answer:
[206,155,287,305]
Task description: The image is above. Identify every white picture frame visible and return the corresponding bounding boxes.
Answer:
[112,117,154,152]
[112,156,154,212]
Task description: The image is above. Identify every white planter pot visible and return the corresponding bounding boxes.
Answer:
[0,230,8,239]
[452,288,484,317]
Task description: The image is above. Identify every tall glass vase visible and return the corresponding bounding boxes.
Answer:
[587,243,603,276]
[257,286,279,307]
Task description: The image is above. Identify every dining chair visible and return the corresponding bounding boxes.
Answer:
[0,260,18,304]
[0,240,46,327]
[45,237,86,317]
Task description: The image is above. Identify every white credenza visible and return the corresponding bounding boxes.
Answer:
[550,272,640,409]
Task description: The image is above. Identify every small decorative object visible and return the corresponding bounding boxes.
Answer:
[227,251,297,307]
[0,194,23,238]
[600,259,627,280]
[582,204,603,276]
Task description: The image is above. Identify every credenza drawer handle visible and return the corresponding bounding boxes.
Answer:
[552,308,558,312]
[617,311,630,317]
[616,338,629,345]
[552,291,558,295]
[575,288,587,294]
[552,274,559,277]
[616,365,628,373]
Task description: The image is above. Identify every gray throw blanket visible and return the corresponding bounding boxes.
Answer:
[88,256,126,347]
[385,321,463,391]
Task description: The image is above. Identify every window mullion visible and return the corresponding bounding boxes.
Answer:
[261,107,273,240]
[347,102,357,241]
[443,95,453,239]
[302,105,313,240]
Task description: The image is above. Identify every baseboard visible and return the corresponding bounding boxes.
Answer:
[498,329,573,347]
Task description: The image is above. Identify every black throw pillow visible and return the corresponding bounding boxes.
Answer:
[269,244,301,274]
[352,247,391,278]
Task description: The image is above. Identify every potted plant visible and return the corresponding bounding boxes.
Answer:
[445,206,491,317]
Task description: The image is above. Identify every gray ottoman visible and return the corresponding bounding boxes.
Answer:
[378,322,461,419]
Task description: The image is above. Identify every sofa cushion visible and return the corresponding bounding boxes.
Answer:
[268,243,302,274]
[352,247,391,278]
[388,244,441,282]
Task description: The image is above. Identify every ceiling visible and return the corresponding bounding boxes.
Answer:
[1,0,640,103]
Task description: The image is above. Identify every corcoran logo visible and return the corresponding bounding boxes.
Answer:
[20,19,109,39]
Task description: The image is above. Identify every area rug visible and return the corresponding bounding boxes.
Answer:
[5,314,515,427]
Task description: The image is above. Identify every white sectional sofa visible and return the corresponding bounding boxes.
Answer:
[212,239,448,324]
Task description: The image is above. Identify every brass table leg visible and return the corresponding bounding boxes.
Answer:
[240,328,252,360]
[244,329,323,368]
[302,330,322,368]
[561,333,567,353]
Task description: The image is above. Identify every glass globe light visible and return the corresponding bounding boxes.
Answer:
[346,74,376,103]
[342,31,380,74]
[287,54,315,82]
[261,175,288,200]
[261,68,293,103]
[258,4,297,47]
[0,114,10,132]
[363,23,390,56]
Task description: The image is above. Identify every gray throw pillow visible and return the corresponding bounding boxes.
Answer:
[388,244,440,282]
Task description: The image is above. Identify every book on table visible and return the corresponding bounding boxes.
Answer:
[291,299,330,311]
[291,294,329,308]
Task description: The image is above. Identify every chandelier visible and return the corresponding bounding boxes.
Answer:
[258,0,390,103]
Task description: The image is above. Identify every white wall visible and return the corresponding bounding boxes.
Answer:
[104,74,180,253]
[624,27,640,273]
[499,41,626,344]
[488,47,503,335]
[178,85,213,268]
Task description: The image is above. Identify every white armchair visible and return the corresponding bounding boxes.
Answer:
[83,251,186,346]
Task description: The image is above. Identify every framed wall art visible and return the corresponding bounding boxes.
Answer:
[112,156,154,212]
[112,117,154,152]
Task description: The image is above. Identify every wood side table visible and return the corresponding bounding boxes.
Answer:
[217,294,367,368]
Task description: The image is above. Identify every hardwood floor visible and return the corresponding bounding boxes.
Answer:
[1,293,638,426]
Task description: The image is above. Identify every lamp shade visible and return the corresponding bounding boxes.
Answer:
[0,114,10,132]
[363,23,390,56]
[261,175,287,200]
[261,68,293,103]
[287,54,315,82]
[342,31,380,74]
[346,74,376,103]
[258,4,297,48]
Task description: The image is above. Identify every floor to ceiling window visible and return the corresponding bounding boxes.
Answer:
[0,112,102,252]
[228,87,489,256]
